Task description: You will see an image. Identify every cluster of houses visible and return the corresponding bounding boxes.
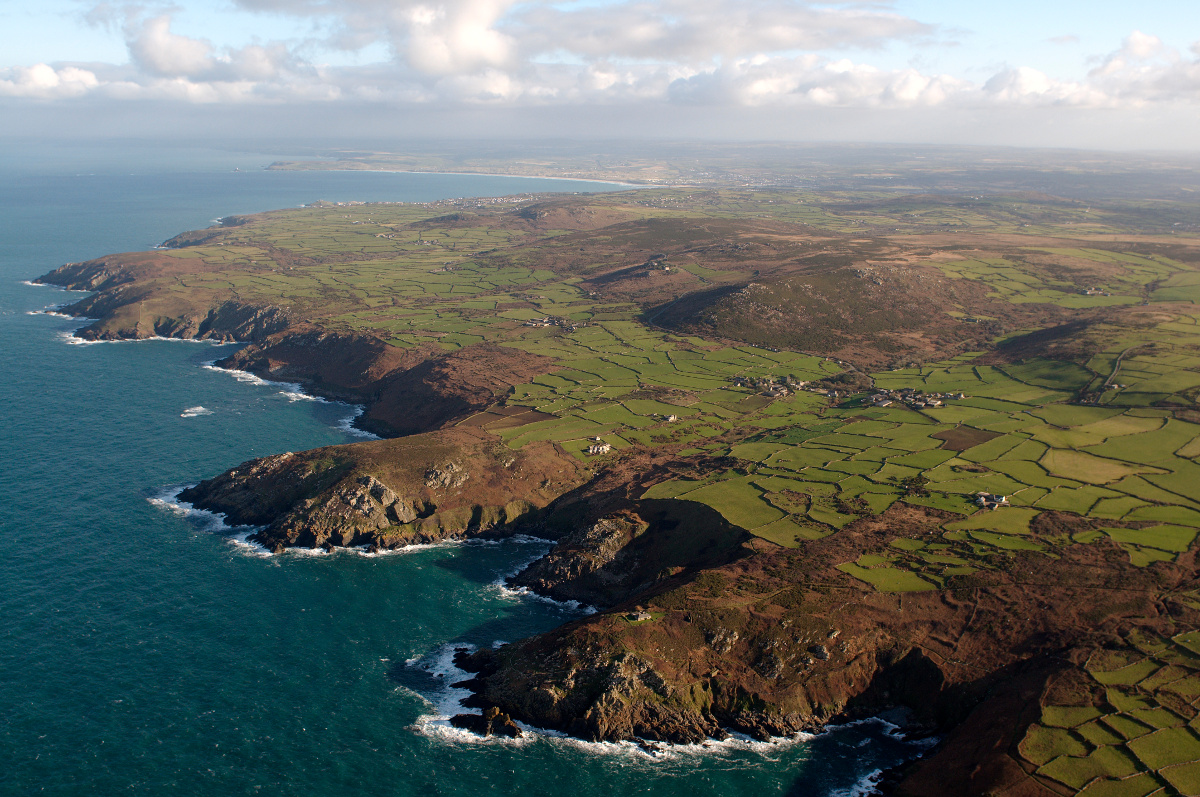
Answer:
[523,316,578,332]
[305,200,366,208]
[586,440,613,455]
[975,492,1011,510]
[732,375,808,398]
[868,388,966,409]
[1080,287,1113,297]
[728,375,971,410]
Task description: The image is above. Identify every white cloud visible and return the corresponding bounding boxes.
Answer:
[4,2,1200,121]
[128,15,216,78]
[509,0,935,64]
[404,0,515,75]
[0,64,100,98]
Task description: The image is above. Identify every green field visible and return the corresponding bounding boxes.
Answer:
[1021,632,1200,793]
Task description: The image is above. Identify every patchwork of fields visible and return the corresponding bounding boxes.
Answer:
[630,349,1200,581]
[58,186,1200,565]
[79,190,1200,592]
[1023,632,1200,796]
[48,185,1200,793]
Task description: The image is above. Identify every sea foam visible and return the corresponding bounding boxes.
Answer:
[829,769,885,797]
[402,636,818,760]
[147,486,270,557]
[19,280,87,292]
[201,363,380,440]
[490,536,597,614]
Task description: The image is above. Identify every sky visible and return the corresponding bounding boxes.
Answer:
[1,0,1198,149]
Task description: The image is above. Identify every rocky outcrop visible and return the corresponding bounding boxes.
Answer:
[60,295,290,342]
[216,328,421,403]
[179,427,588,552]
[457,644,729,744]
[35,258,140,292]
[362,343,560,438]
[160,216,250,248]
[505,466,754,608]
[507,515,644,604]
[456,613,883,744]
[449,706,522,738]
[217,334,559,437]
[178,450,346,527]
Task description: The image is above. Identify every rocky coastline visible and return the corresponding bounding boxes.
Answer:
[172,424,1200,795]
[36,195,1200,795]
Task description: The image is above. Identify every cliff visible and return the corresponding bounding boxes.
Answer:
[179,426,588,551]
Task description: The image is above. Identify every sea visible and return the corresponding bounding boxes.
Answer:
[0,142,926,796]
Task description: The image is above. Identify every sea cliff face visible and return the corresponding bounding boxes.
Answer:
[36,257,291,342]
[178,427,588,551]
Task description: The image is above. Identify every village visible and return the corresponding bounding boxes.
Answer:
[862,387,967,409]
[729,373,967,409]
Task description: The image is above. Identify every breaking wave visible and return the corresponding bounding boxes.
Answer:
[200,362,380,440]
[400,639,819,761]
[489,536,597,614]
[147,486,270,557]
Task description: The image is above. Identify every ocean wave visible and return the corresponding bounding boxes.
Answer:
[54,328,224,346]
[18,280,88,291]
[401,641,565,751]
[279,389,319,402]
[403,640,817,759]
[349,539,461,557]
[489,536,596,614]
[335,405,380,439]
[147,486,271,557]
[828,769,884,797]
[180,406,214,418]
[493,578,596,615]
[201,364,270,386]
[201,363,380,440]
[57,329,98,345]
[404,642,480,720]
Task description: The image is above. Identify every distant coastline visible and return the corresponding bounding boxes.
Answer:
[265,161,657,188]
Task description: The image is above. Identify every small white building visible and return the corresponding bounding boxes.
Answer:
[975,492,1010,510]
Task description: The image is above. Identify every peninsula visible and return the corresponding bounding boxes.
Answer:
[38,177,1200,796]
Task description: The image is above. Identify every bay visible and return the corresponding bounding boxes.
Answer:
[0,142,921,796]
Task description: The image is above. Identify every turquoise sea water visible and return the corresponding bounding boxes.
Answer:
[0,144,923,796]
